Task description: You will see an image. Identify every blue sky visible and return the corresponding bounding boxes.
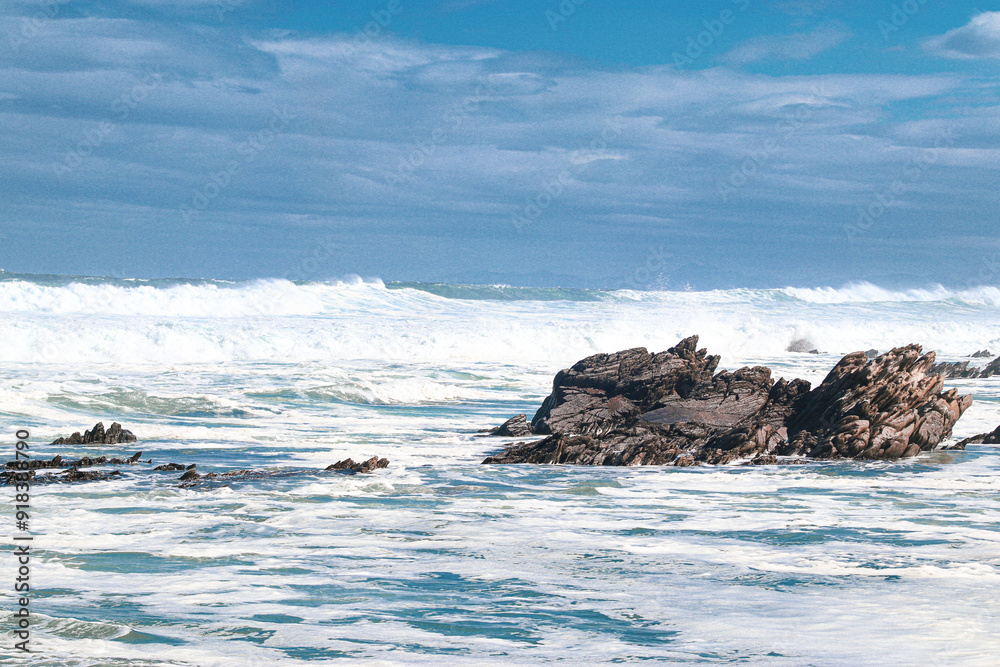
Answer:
[1,0,998,288]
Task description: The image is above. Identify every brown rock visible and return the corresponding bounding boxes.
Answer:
[530,336,719,436]
[783,345,971,460]
[325,457,390,473]
[483,338,972,467]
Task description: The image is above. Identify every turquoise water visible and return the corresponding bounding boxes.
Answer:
[1,276,999,664]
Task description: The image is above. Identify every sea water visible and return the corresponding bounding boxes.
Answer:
[0,273,998,665]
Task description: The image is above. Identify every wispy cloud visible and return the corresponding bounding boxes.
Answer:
[720,22,851,65]
[924,11,1000,60]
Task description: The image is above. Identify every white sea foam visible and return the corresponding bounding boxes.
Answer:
[3,274,1000,665]
[780,282,1000,306]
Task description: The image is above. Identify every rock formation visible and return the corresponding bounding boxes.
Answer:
[179,457,390,488]
[956,425,1000,447]
[478,414,532,437]
[928,355,1000,379]
[482,336,972,466]
[325,456,390,474]
[2,449,388,486]
[50,422,137,445]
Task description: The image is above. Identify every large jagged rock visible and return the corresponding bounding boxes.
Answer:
[780,345,972,459]
[50,422,137,445]
[529,336,720,436]
[482,338,972,467]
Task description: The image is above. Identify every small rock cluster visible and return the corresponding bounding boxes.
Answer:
[50,422,137,445]
[326,456,390,473]
[3,423,390,485]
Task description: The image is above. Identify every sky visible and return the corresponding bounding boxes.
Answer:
[1,0,998,289]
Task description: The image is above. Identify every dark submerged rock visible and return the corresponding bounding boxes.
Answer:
[3,449,388,486]
[154,463,187,471]
[179,457,391,489]
[483,337,972,467]
[63,467,122,483]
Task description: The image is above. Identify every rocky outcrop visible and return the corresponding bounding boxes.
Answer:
[529,336,720,436]
[780,345,971,459]
[50,422,137,445]
[326,456,390,474]
[4,452,145,470]
[479,414,532,437]
[928,355,1000,379]
[2,449,389,486]
[482,337,972,467]
[956,425,1000,447]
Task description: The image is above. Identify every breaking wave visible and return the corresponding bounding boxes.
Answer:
[0,274,997,365]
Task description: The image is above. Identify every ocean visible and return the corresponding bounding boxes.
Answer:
[1,273,999,665]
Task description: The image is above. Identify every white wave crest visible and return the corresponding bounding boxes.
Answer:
[0,277,997,365]
[781,282,1000,306]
